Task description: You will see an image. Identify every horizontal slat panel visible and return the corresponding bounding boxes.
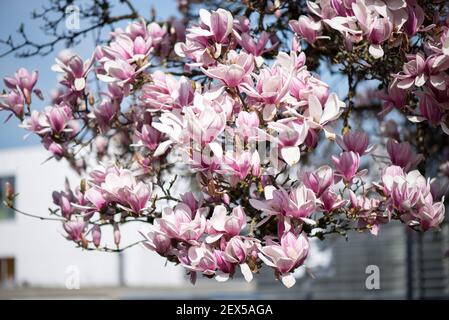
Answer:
[257,222,449,299]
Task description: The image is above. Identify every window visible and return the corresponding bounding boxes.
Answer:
[0,257,15,288]
[0,176,15,220]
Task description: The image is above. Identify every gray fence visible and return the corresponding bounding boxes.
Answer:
[256,223,449,299]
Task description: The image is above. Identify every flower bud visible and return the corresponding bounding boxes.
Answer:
[4,181,14,207]
[113,224,121,247]
[92,225,101,248]
[88,94,95,106]
[80,179,87,194]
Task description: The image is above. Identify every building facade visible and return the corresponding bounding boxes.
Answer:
[0,146,184,289]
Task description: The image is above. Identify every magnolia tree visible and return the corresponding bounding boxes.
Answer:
[1,0,449,288]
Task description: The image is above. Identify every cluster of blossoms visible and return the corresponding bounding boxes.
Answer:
[0,68,42,121]
[1,3,447,288]
[292,0,449,136]
[290,0,425,59]
[388,27,449,134]
[54,165,153,247]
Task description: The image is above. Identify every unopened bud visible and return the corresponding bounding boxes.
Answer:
[113,224,121,247]
[80,179,87,193]
[92,225,101,248]
[4,181,14,207]
[81,234,89,249]
[88,94,95,106]
[5,181,14,199]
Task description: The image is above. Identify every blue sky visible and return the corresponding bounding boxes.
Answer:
[0,0,348,150]
[0,0,178,149]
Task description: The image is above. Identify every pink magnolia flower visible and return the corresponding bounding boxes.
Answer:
[303,93,345,139]
[95,22,155,90]
[393,53,427,89]
[404,1,425,36]
[258,232,309,288]
[84,187,108,212]
[63,220,87,242]
[274,50,306,74]
[180,192,203,214]
[233,16,250,34]
[4,67,39,105]
[336,130,375,155]
[176,9,233,67]
[191,87,235,119]
[157,203,207,242]
[106,83,125,103]
[379,85,407,113]
[380,166,434,219]
[179,244,217,277]
[301,165,334,197]
[51,51,93,102]
[194,8,233,44]
[289,72,329,105]
[416,201,445,231]
[330,0,356,17]
[97,58,149,90]
[263,119,309,166]
[222,150,261,183]
[46,105,73,134]
[47,141,66,158]
[250,185,317,224]
[352,2,393,58]
[134,124,162,152]
[322,16,362,43]
[380,165,408,195]
[113,18,152,42]
[240,64,291,105]
[100,167,152,214]
[149,110,185,156]
[223,236,256,282]
[235,111,259,142]
[148,22,169,49]
[386,139,423,172]
[99,33,152,63]
[348,190,384,235]
[52,180,85,219]
[88,165,120,186]
[26,104,76,137]
[213,249,235,282]
[382,168,444,232]
[289,16,322,43]
[320,189,347,213]
[398,171,431,209]
[223,237,247,264]
[186,143,222,173]
[430,177,449,202]
[416,91,442,126]
[0,90,25,119]
[174,37,216,68]
[201,51,254,87]
[140,226,172,254]
[236,31,278,61]
[93,100,120,132]
[140,71,194,111]
[184,106,227,146]
[331,151,361,183]
[206,206,247,243]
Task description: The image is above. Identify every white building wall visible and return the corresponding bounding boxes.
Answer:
[0,146,184,287]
